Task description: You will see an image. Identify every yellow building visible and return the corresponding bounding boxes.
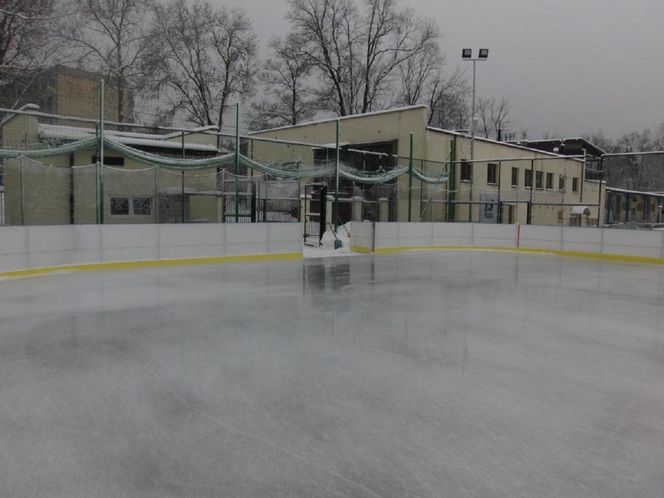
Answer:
[1,104,606,227]
[249,106,606,226]
[0,65,133,123]
[0,108,227,225]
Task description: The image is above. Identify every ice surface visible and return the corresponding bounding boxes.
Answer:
[0,251,663,497]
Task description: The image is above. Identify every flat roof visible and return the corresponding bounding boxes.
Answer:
[39,124,219,153]
[248,105,428,135]
[606,187,664,197]
[426,127,583,161]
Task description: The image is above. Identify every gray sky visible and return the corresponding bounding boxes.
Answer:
[218,0,664,139]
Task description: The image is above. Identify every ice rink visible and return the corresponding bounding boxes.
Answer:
[1,250,663,497]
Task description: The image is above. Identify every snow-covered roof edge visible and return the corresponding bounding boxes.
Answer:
[0,104,40,128]
[426,126,584,162]
[605,187,664,197]
[248,105,429,135]
[512,137,607,156]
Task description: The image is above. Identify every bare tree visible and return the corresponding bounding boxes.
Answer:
[475,96,511,140]
[490,97,511,140]
[0,0,62,109]
[145,0,256,136]
[58,0,153,122]
[397,37,443,107]
[287,0,439,116]
[426,69,469,130]
[249,34,316,130]
[475,97,492,138]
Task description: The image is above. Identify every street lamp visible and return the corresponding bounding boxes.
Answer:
[461,48,489,161]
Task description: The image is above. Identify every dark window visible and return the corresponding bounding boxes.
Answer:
[511,167,518,186]
[111,197,129,215]
[133,197,152,216]
[572,177,579,192]
[535,171,543,189]
[559,176,565,191]
[525,169,533,188]
[546,172,553,190]
[92,155,125,167]
[487,163,497,184]
[460,160,471,181]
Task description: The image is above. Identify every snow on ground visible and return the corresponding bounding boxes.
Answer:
[304,222,359,258]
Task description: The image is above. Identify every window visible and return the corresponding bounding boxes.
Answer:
[92,155,125,167]
[572,177,579,192]
[535,171,543,189]
[487,163,497,184]
[546,172,553,190]
[111,197,129,215]
[111,196,152,216]
[460,160,471,181]
[525,169,532,188]
[511,167,519,187]
[133,197,152,216]
[559,175,565,191]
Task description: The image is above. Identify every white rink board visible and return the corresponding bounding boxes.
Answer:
[0,223,302,273]
[362,222,664,261]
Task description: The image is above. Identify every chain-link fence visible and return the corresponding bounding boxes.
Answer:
[0,77,614,229]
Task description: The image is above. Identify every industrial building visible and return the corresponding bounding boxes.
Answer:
[249,106,606,226]
[1,105,607,227]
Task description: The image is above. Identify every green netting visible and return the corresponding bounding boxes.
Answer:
[0,137,99,159]
[0,136,449,184]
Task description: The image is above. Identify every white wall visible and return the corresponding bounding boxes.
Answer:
[351,221,374,251]
[355,222,664,261]
[0,223,302,273]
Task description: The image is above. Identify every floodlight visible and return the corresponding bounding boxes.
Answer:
[478,48,489,59]
[462,48,472,59]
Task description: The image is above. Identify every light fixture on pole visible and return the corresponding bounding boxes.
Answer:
[461,48,489,161]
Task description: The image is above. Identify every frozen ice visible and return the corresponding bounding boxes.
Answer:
[0,251,663,497]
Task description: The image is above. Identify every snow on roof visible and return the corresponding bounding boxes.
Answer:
[249,105,429,135]
[0,104,41,127]
[513,137,607,156]
[38,124,219,153]
[606,187,664,197]
[426,126,584,161]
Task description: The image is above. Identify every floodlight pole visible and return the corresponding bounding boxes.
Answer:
[470,60,477,163]
[462,49,488,223]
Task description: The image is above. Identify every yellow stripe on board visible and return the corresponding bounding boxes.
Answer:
[351,245,664,266]
[0,252,303,280]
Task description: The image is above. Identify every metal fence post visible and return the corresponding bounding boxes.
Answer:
[180,169,185,223]
[235,103,240,223]
[334,119,340,231]
[19,157,25,225]
[527,159,534,225]
[98,79,105,224]
[447,139,455,222]
[408,132,413,222]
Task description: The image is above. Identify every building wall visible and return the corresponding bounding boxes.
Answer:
[2,106,606,227]
[250,107,605,225]
[54,67,133,122]
[1,115,220,225]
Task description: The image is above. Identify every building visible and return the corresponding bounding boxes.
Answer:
[0,105,607,227]
[512,137,606,160]
[250,106,606,226]
[605,187,664,225]
[0,106,228,225]
[0,65,133,123]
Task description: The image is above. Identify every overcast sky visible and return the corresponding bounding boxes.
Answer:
[215,0,664,140]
